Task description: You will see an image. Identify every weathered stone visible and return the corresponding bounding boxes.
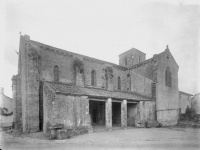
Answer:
[121,100,127,129]
[13,35,180,133]
[49,129,57,139]
[57,130,70,140]
[106,98,112,131]
[146,120,160,128]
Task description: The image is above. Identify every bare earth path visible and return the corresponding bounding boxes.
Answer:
[1,127,200,150]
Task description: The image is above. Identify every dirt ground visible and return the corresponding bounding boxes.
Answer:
[0,127,200,150]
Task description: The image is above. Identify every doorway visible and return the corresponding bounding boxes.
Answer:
[89,100,105,126]
[112,102,121,126]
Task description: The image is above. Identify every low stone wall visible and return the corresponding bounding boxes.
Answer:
[48,125,93,140]
[43,84,92,137]
[157,109,179,126]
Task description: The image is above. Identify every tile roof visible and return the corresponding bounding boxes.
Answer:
[45,81,154,101]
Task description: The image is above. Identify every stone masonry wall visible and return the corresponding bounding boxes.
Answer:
[156,50,179,126]
[137,101,156,126]
[26,43,40,132]
[43,84,90,133]
[130,72,153,98]
[51,95,90,127]
[31,41,129,92]
[40,47,74,83]
[17,35,156,132]
[130,57,158,81]
[28,40,154,99]
[18,36,41,132]
[30,40,135,94]
[191,94,200,114]
[179,92,192,114]
[119,48,146,67]
[12,75,22,130]
[43,83,55,133]
[127,103,137,126]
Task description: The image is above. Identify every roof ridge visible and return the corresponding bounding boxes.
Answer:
[45,81,153,100]
[30,40,127,70]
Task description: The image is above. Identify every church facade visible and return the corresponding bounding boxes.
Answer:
[12,35,179,133]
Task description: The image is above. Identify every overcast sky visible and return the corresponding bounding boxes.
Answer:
[0,0,199,98]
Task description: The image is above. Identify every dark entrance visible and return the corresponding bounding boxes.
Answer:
[112,102,121,126]
[89,100,105,125]
[39,81,44,131]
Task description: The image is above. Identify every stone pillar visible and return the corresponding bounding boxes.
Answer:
[82,96,90,125]
[106,98,112,131]
[12,76,17,125]
[121,100,127,129]
[82,96,93,133]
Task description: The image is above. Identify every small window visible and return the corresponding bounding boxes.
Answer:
[91,70,96,86]
[54,65,59,82]
[165,67,172,87]
[138,56,141,63]
[125,57,127,66]
[118,76,121,91]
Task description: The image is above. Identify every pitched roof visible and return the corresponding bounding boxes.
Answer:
[44,81,154,101]
[30,40,127,71]
[179,91,193,96]
[119,48,146,56]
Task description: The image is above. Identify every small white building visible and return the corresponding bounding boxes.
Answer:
[191,93,200,114]
[0,87,13,127]
[179,91,193,114]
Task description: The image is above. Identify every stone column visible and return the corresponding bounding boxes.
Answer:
[12,76,17,125]
[121,100,127,129]
[82,96,93,133]
[106,98,112,131]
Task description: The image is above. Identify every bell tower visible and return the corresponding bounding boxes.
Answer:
[119,48,146,67]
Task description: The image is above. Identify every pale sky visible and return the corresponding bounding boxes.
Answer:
[0,0,199,98]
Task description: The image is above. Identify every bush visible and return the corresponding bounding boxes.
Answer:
[179,107,199,122]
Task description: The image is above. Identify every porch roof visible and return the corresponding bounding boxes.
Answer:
[45,81,154,101]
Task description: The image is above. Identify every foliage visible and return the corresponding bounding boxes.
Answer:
[0,107,13,116]
[105,66,113,79]
[72,58,84,74]
[179,107,199,122]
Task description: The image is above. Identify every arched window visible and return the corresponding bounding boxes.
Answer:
[91,70,96,86]
[54,65,59,82]
[118,76,121,91]
[165,67,172,87]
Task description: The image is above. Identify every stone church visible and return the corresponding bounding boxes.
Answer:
[12,35,179,133]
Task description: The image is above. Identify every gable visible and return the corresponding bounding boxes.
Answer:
[162,49,179,68]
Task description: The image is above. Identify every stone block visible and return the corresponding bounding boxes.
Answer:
[50,129,57,139]
[146,120,160,128]
[57,129,70,140]
[127,117,135,126]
